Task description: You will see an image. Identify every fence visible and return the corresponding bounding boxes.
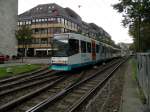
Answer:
[136,53,150,108]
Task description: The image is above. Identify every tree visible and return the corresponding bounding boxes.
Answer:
[15,25,32,61]
[113,0,150,52]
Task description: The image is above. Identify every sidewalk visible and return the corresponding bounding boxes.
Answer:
[120,62,144,112]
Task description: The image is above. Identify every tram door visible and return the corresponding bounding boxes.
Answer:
[92,40,96,60]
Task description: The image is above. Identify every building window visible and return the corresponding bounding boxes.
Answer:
[61,28,65,33]
[61,18,64,24]
[71,22,74,29]
[34,29,40,34]
[42,19,45,22]
[41,38,48,44]
[74,24,77,29]
[48,18,51,21]
[48,18,56,23]
[21,22,23,25]
[32,19,35,24]
[57,18,61,23]
[33,38,41,44]
[45,18,48,22]
[52,5,55,8]
[32,29,35,34]
[32,38,35,44]
[28,21,31,24]
[64,19,67,25]
[39,19,42,22]
[26,21,29,25]
[41,28,48,34]
[48,28,53,33]
[48,10,52,13]
[23,21,26,25]
[36,19,39,22]
[68,21,71,27]
[51,18,55,21]
[53,28,61,33]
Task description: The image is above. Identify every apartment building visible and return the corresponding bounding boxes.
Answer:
[18,3,110,57]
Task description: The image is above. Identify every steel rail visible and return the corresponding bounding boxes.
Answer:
[0,76,67,112]
[26,59,124,112]
[66,59,127,112]
[0,70,55,90]
[0,75,60,96]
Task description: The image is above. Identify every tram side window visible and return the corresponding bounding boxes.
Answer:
[81,41,86,53]
[96,44,99,53]
[99,44,102,53]
[69,39,79,55]
[102,46,105,54]
[87,42,91,53]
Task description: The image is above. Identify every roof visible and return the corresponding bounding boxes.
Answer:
[18,3,82,24]
[18,3,111,40]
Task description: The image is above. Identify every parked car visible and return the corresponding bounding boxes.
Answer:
[0,55,5,64]
[0,52,9,64]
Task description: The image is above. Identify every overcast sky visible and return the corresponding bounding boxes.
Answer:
[18,0,133,44]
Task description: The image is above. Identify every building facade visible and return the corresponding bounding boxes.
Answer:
[18,3,110,57]
[0,0,18,56]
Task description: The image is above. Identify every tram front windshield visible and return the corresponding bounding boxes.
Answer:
[53,38,79,57]
[53,39,69,57]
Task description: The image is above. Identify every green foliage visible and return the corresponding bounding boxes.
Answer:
[16,25,33,45]
[113,0,150,52]
[0,64,41,78]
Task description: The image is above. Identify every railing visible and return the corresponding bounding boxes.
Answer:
[136,53,150,108]
[18,44,51,48]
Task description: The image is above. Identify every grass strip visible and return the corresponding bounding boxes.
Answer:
[0,64,41,78]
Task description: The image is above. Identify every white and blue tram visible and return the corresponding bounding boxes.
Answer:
[51,33,121,71]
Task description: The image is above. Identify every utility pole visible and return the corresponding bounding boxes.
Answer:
[137,15,141,52]
[137,0,142,52]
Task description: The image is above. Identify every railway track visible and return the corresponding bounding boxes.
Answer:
[0,66,63,108]
[25,58,126,112]
[0,58,126,112]
[0,71,62,106]
[0,69,85,112]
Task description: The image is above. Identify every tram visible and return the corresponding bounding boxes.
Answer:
[51,33,121,71]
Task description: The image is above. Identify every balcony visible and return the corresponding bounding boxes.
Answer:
[18,44,51,49]
[32,34,53,38]
[31,23,65,28]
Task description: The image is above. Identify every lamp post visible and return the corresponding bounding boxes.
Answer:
[24,36,28,57]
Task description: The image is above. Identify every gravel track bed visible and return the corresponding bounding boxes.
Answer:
[9,73,84,112]
[0,76,60,106]
[0,71,54,92]
[79,60,127,112]
[41,63,119,112]
[101,62,127,112]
